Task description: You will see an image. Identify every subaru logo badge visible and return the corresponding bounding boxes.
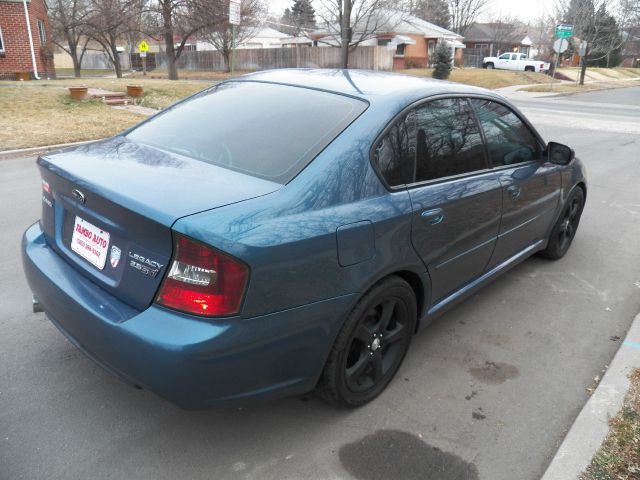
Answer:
[110,246,122,268]
[72,188,86,204]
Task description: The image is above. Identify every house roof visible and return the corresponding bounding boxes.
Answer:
[252,27,289,39]
[312,11,463,42]
[464,22,530,45]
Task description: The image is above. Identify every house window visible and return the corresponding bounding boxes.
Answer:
[37,20,46,45]
[475,43,488,49]
[395,43,406,56]
[377,39,390,46]
[0,26,5,54]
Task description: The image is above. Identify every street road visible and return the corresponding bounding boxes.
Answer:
[2,87,640,480]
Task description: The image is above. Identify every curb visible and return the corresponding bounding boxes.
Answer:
[541,312,640,480]
[0,139,98,160]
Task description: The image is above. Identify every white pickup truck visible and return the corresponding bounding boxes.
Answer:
[483,52,550,73]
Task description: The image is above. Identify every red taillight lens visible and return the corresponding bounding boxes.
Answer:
[156,234,248,317]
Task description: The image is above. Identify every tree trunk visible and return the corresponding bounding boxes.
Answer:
[579,45,589,85]
[110,33,122,78]
[223,49,230,72]
[72,55,82,77]
[340,0,351,69]
[162,1,179,80]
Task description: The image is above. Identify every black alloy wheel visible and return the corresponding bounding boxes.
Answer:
[541,187,585,260]
[317,276,417,407]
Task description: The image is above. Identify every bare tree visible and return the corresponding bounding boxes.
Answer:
[144,0,220,80]
[49,0,91,77]
[201,0,265,72]
[448,0,491,35]
[316,0,408,68]
[85,0,141,78]
[486,14,522,55]
[407,0,450,29]
[557,0,622,82]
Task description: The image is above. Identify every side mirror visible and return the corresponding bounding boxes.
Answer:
[546,142,575,165]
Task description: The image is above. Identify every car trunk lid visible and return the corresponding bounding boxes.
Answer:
[38,137,281,311]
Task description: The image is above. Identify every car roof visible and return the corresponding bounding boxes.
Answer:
[231,68,499,104]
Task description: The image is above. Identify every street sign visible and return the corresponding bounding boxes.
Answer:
[553,38,569,54]
[229,0,241,25]
[138,40,149,52]
[578,40,587,57]
[555,24,573,38]
[140,51,147,58]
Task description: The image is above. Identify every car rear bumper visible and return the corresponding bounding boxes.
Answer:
[22,222,355,409]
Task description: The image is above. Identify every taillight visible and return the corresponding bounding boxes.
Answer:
[156,234,248,317]
[540,64,544,69]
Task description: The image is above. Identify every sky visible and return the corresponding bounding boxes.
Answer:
[267,0,553,25]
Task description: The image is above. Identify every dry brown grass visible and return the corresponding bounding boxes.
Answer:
[581,369,640,480]
[398,68,557,89]
[0,84,144,151]
[0,78,211,150]
[520,79,640,94]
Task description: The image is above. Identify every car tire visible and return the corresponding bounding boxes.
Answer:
[540,187,585,260]
[316,276,417,407]
[485,63,494,69]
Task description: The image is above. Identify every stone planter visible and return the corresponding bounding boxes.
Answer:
[15,72,30,81]
[126,85,144,97]
[68,86,89,100]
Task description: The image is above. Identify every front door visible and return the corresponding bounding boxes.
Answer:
[469,98,561,268]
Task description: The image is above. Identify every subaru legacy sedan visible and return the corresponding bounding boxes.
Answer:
[22,70,586,408]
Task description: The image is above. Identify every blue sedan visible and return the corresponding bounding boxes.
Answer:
[22,69,586,408]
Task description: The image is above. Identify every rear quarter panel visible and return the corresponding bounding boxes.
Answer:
[172,105,428,319]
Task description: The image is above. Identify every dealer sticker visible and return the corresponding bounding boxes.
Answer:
[70,216,110,270]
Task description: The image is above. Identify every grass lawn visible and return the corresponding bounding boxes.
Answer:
[0,78,208,150]
[581,369,640,480]
[398,68,557,89]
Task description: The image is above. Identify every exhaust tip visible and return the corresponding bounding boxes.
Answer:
[32,295,44,313]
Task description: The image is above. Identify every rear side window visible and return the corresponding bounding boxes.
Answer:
[414,98,487,182]
[471,99,541,167]
[127,82,367,184]
[372,111,416,186]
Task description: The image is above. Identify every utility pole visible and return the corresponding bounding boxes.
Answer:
[340,0,352,69]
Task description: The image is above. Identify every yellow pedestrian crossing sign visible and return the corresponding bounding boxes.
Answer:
[138,40,149,52]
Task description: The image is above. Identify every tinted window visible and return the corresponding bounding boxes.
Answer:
[414,98,487,182]
[471,99,541,167]
[499,53,510,59]
[373,111,416,186]
[127,82,367,184]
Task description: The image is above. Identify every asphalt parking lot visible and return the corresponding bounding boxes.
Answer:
[2,87,640,480]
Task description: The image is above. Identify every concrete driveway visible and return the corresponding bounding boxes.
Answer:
[2,87,640,480]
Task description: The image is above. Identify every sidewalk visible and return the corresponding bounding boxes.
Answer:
[541,312,640,480]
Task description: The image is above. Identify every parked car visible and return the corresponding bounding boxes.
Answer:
[483,52,551,72]
[22,69,586,409]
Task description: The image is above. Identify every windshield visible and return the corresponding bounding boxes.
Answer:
[126,81,368,184]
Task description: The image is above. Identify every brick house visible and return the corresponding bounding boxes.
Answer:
[0,0,55,79]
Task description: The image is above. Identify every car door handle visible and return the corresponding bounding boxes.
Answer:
[507,185,522,199]
[421,208,444,225]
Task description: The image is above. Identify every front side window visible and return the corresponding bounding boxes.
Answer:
[373,111,416,186]
[37,20,46,45]
[499,53,510,59]
[414,98,487,182]
[0,26,5,53]
[471,99,541,167]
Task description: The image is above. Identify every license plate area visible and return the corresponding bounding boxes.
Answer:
[70,216,110,270]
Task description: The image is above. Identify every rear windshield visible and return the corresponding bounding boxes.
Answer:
[126,81,368,184]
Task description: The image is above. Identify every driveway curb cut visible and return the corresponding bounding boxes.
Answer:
[541,312,640,480]
[0,139,98,160]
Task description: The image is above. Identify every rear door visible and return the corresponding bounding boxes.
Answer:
[470,98,561,269]
[407,98,502,304]
[371,98,502,305]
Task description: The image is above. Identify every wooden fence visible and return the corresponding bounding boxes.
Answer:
[153,46,395,72]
